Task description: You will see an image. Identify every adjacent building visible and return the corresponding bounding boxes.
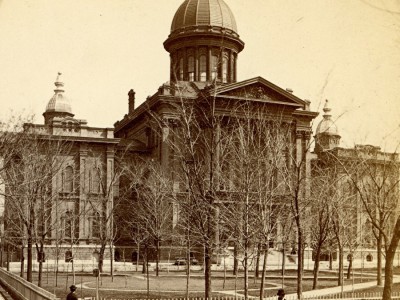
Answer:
[312,100,399,264]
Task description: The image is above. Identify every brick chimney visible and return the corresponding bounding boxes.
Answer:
[128,89,135,113]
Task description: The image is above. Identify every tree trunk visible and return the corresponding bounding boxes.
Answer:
[312,247,321,289]
[156,239,160,277]
[27,235,32,282]
[19,245,24,277]
[36,243,44,288]
[55,243,59,288]
[71,249,75,284]
[6,243,10,271]
[259,246,268,299]
[137,243,140,272]
[142,259,146,274]
[110,243,114,281]
[0,242,3,267]
[377,231,383,286]
[204,244,212,299]
[244,239,249,300]
[281,245,286,287]
[38,257,43,287]
[233,242,238,275]
[243,194,249,300]
[146,246,150,299]
[338,246,343,287]
[382,217,400,300]
[297,231,303,300]
[98,244,106,273]
[255,243,261,279]
[186,245,191,299]
[346,255,352,279]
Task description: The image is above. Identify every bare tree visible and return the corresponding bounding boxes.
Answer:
[2,127,73,284]
[281,128,314,299]
[337,146,399,300]
[309,161,336,289]
[84,146,123,275]
[150,84,223,299]
[124,156,174,277]
[217,104,290,300]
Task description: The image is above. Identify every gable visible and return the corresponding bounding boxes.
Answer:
[211,77,305,109]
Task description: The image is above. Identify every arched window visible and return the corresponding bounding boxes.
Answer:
[222,56,228,83]
[63,210,73,239]
[366,254,373,262]
[188,56,195,81]
[199,55,207,81]
[91,167,102,194]
[92,212,101,239]
[64,166,74,192]
[211,55,218,80]
[179,57,184,80]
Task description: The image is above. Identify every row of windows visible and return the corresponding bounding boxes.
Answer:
[176,54,231,83]
[61,166,103,194]
[61,211,101,239]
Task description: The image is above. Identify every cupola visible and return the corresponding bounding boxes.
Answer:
[43,73,74,125]
[315,100,341,153]
[164,0,244,84]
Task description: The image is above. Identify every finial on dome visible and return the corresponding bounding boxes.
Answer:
[54,72,64,93]
[323,99,332,119]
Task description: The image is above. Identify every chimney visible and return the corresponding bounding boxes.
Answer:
[128,89,135,113]
[304,99,311,111]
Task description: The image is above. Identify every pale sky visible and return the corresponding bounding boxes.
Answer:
[0,0,399,152]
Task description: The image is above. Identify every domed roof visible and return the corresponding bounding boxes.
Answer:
[45,73,72,114]
[316,100,339,136]
[171,0,238,34]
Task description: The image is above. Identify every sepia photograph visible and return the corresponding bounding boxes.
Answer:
[0,1,399,299]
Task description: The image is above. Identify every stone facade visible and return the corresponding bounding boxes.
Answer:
[6,73,120,264]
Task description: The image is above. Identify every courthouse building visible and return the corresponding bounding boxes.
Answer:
[2,0,398,268]
[113,0,318,260]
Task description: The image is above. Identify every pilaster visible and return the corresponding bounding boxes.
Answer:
[79,143,88,239]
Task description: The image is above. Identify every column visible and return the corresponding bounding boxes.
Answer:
[207,47,212,81]
[79,143,88,239]
[295,131,303,166]
[161,119,170,175]
[106,145,115,240]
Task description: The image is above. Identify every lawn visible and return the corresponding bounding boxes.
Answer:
[33,269,378,299]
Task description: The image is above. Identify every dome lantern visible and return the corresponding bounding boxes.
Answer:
[164,0,244,84]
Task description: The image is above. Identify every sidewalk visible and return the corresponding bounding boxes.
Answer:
[285,276,400,299]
